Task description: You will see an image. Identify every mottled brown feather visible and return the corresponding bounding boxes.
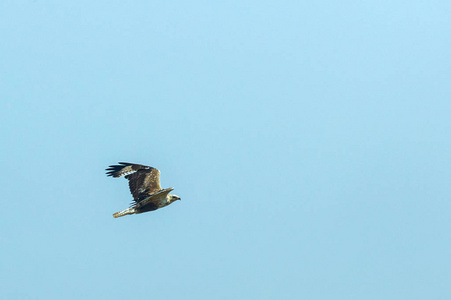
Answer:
[106,162,162,203]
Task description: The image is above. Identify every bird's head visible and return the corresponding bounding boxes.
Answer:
[169,194,181,203]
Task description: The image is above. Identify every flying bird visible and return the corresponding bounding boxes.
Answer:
[106,162,180,218]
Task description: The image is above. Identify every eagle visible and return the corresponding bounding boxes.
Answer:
[106,162,180,218]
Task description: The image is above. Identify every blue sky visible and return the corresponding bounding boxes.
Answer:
[1,1,451,299]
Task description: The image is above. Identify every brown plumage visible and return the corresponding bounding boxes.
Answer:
[106,162,180,218]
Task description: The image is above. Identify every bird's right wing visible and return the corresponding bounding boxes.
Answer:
[135,188,174,208]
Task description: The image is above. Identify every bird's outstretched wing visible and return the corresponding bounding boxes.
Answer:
[135,187,174,209]
[106,162,162,203]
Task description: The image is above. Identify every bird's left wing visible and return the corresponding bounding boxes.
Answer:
[106,162,152,178]
[106,162,162,202]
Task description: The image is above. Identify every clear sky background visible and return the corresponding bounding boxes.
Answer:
[1,1,450,299]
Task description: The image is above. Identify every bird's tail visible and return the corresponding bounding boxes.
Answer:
[113,207,135,218]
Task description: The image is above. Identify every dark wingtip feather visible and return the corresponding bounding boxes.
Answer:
[105,162,152,178]
[105,163,129,177]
